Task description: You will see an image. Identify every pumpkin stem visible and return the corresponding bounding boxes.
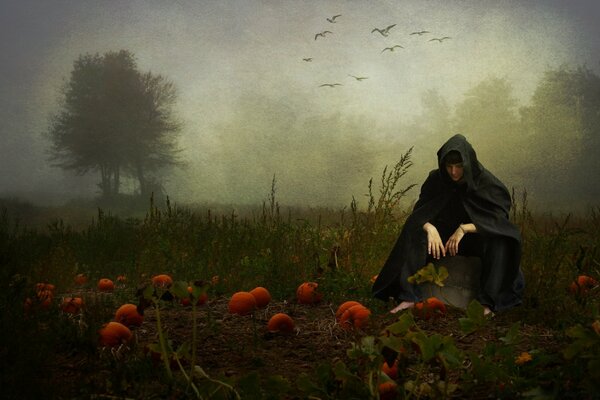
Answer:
[154,299,173,380]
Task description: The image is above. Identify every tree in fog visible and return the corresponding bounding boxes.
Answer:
[452,77,522,183]
[520,66,600,205]
[46,50,181,198]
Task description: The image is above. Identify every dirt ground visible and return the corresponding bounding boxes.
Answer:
[48,296,562,399]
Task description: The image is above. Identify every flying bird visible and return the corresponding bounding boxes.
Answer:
[302,58,313,62]
[410,30,430,36]
[319,83,343,88]
[327,14,342,23]
[429,36,451,42]
[348,75,368,81]
[371,24,396,37]
[315,30,333,40]
[381,45,404,53]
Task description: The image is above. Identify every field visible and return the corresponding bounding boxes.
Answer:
[1,182,599,399]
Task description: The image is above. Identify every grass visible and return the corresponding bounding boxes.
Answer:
[1,152,599,399]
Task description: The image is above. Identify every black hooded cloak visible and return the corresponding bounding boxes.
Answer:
[372,134,524,312]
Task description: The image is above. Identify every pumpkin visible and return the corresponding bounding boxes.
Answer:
[378,381,398,400]
[181,286,208,306]
[152,274,173,288]
[115,303,144,327]
[98,321,132,347]
[97,278,115,292]
[228,291,257,315]
[296,282,323,304]
[339,304,371,329]
[74,274,88,286]
[412,297,446,320]
[116,275,127,283]
[61,297,83,314]
[35,282,56,293]
[36,289,54,309]
[250,286,271,308]
[569,275,598,295]
[381,359,399,379]
[335,301,362,320]
[267,313,295,333]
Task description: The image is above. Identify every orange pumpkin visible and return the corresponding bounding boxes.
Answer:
[250,286,271,308]
[339,304,371,329]
[378,381,398,400]
[228,291,257,315]
[296,282,323,304]
[35,282,56,293]
[152,274,173,288]
[381,359,399,379]
[115,303,144,327]
[74,274,88,286]
[98,321,132,347]
[267,313,295,333]
[36,289,54,309]
[181,286,208,306]
[116,275,127,284]
[413,297,447,320]
[335,301,362,320]
[569,275,598,295]
[61,297,83,314]
[97,278,115,292]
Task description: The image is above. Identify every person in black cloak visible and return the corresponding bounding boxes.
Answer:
[372,134,524,315]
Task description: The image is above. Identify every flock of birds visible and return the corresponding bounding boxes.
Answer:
[307,14,452,88]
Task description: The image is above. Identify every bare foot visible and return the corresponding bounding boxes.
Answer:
[390,301,415,314]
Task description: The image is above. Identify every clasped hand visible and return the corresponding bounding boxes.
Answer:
[423,223,465,259]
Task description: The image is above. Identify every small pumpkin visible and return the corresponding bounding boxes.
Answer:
[339,304,371,329]
[35,282,56,293]
[250,286,271,308]
[36,289,54,309]
[381,359,399,379]
[97,278,115,292]
[378,381,398,400]
[61,297,83,314]
[116,275,127,284]
[569,275,598,295]
[335,301,362,320]
[181,286,208,306]
[228,291,257,315]
[98,321,132,347]
[267,313,295,333]
[115,303,144,327]
[152,274,173,288]
[296,282,323,304]
[74,273,88,286]
[412,297,446,320]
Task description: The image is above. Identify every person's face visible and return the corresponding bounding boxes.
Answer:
[445,163,464,182]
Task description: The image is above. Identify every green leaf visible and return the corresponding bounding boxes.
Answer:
[263,375,292,399]
[459,300,487,335]
[170,280,189,299]
[382,313,416,336]
[236,372,263,400]
[499,323,521,345]
[407,263,449,287]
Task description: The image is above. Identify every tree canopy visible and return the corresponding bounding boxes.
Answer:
[47,50,181,198]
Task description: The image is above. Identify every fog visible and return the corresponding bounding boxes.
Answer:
[2,1,600,213]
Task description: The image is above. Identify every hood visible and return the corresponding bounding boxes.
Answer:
[436,134,482,190]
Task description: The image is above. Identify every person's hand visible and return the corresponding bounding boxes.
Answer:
[423,223,445,259]
[445,226,465,256]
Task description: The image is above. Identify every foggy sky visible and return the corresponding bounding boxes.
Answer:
[1,0,600,208]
